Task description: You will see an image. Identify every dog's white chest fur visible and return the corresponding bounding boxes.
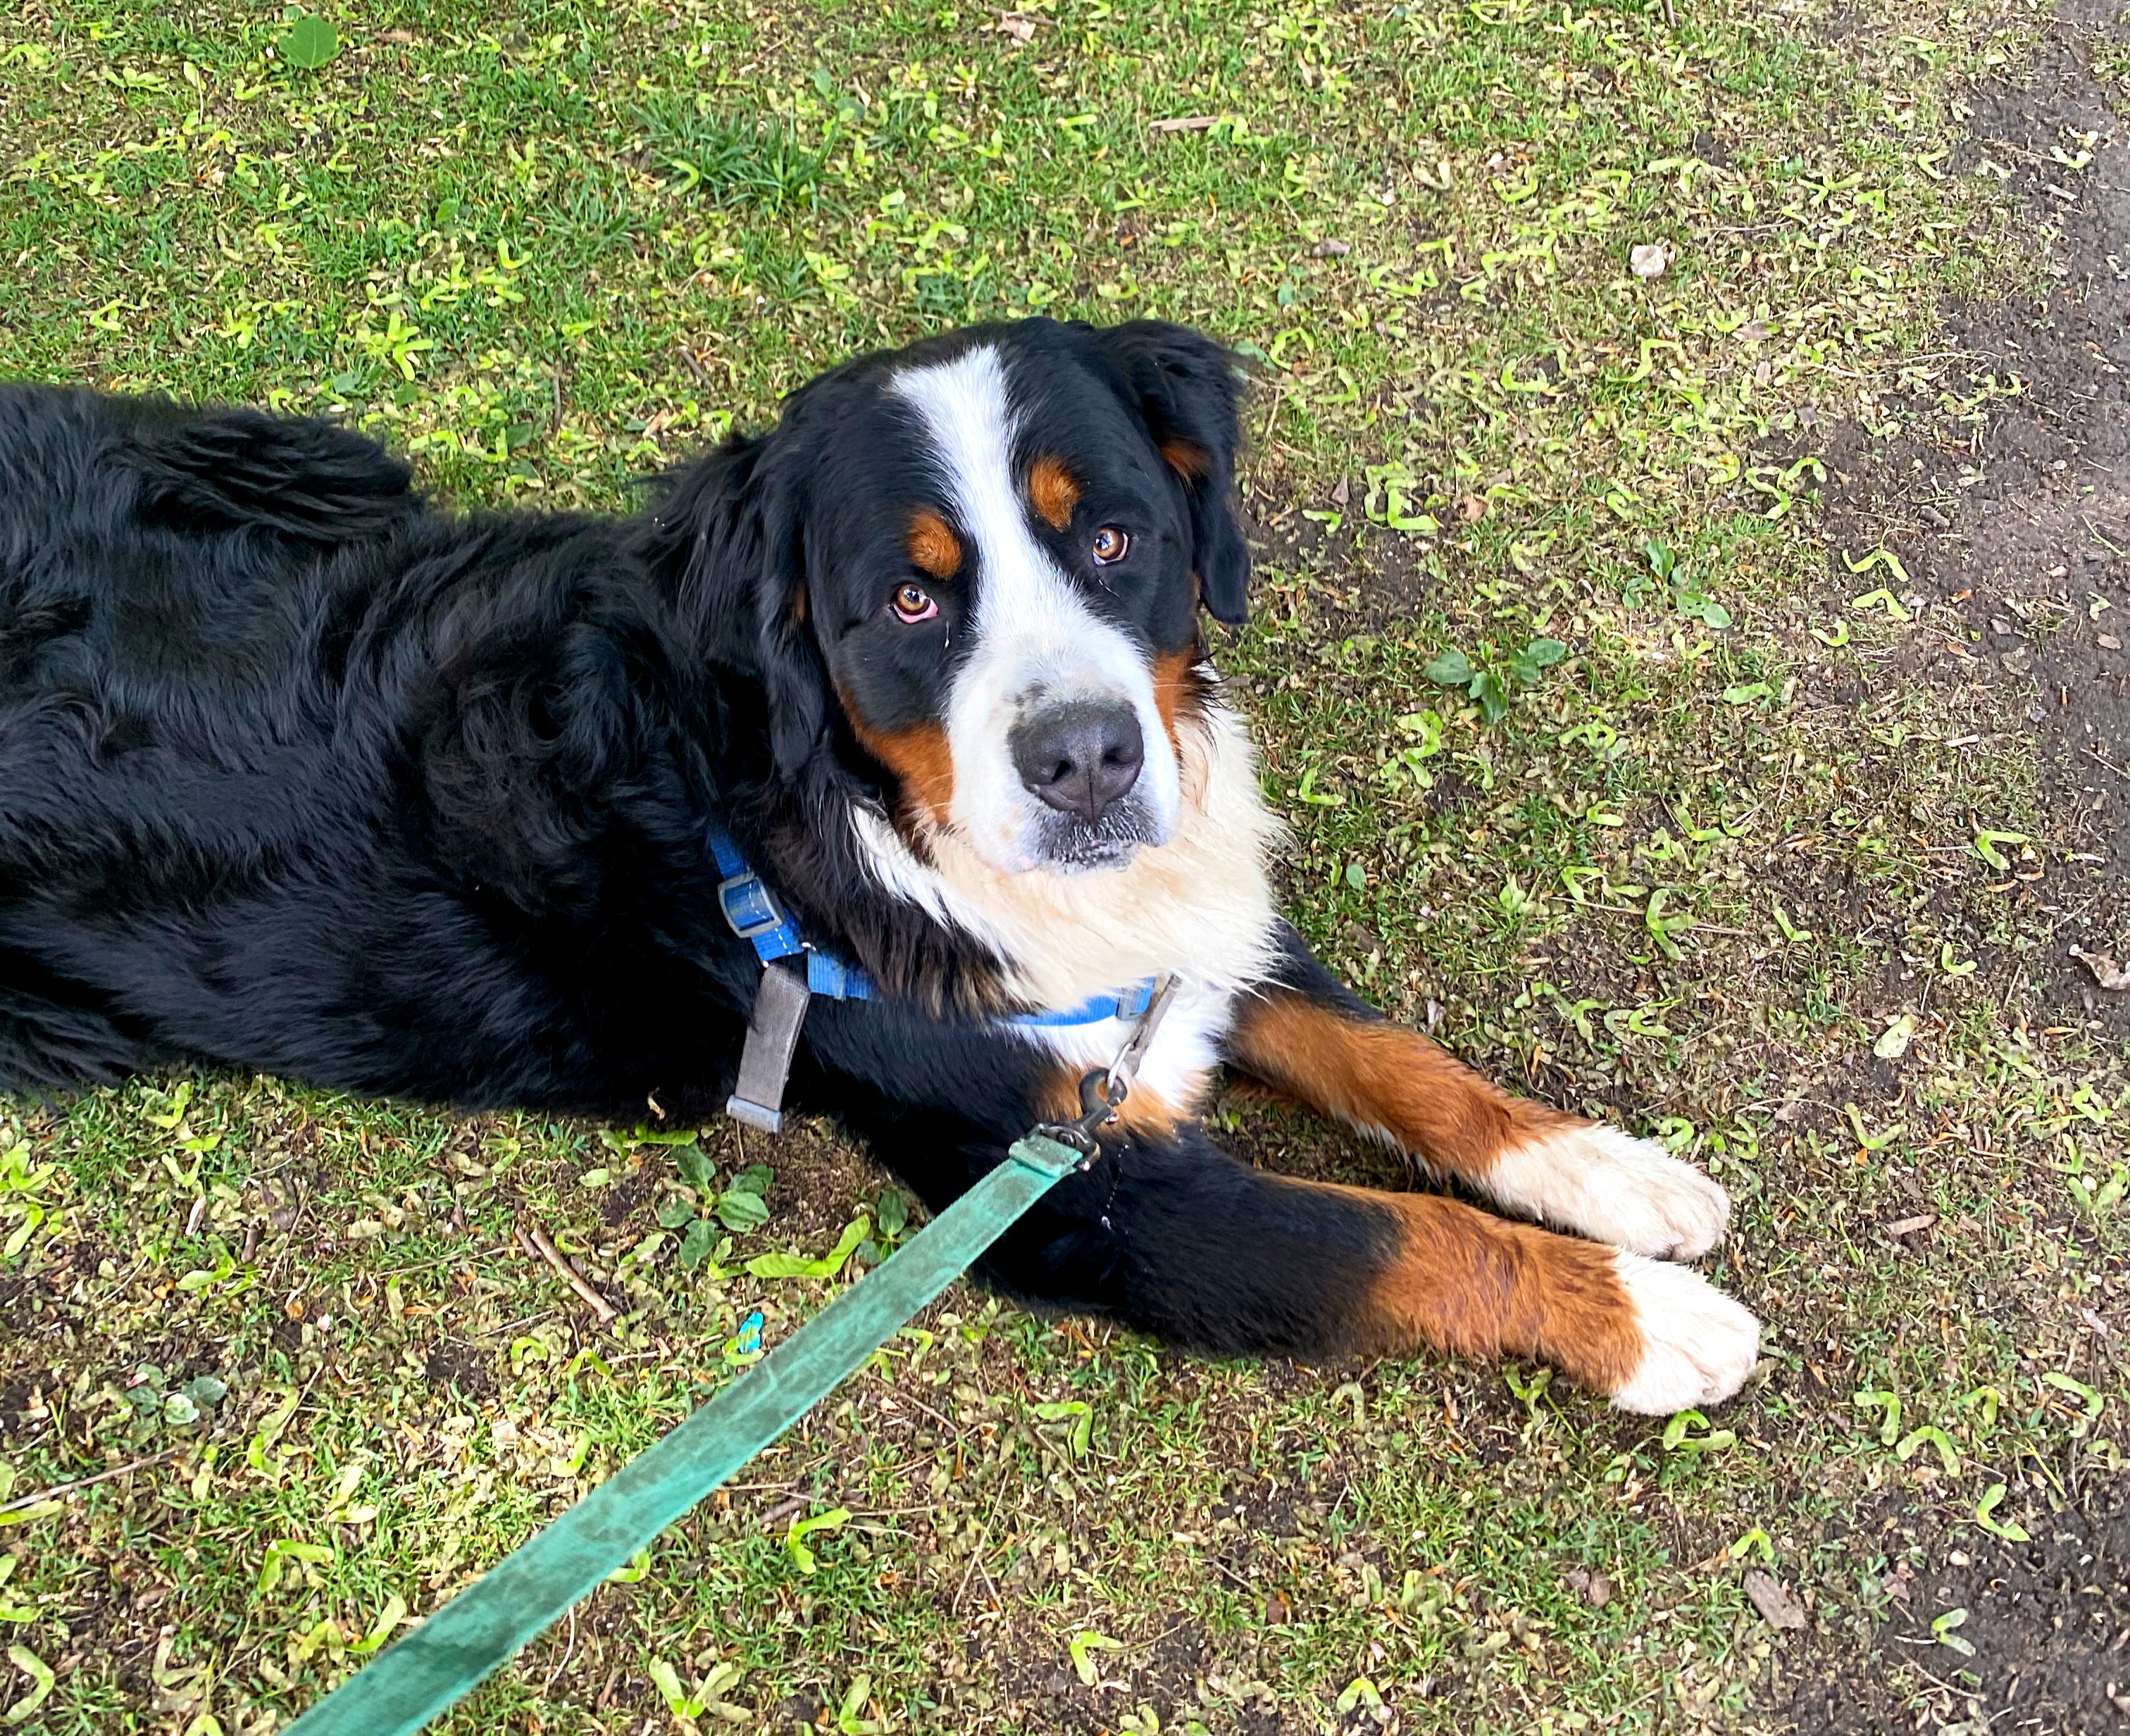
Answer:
[851,685,1283,1066]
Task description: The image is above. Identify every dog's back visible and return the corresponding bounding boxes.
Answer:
[0,387,423,711]
[0,389,737,1103]
[0,389,427,1088]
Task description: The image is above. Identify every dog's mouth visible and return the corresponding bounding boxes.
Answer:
[1017,798,1161,874]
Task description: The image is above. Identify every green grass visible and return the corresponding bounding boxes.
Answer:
[2,0,2125,1731]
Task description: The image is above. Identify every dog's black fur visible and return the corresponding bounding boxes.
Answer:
[0,325,1394,1356]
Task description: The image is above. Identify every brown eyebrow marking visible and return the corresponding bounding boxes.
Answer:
[1159,438,1212,481]
[906,509,961,579]
[1028,454,1081,530]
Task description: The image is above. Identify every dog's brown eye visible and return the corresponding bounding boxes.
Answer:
[1091,526,1129,566]
[891,582,938,624]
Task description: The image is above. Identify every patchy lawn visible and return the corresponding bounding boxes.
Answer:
[2,0,2126,1732]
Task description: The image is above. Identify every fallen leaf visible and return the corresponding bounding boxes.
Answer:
[2070,946,2130,990]
[989,12,1036,42]
[1743,1569,1807,1630]
[1069,1629,1122,1685]
[278,13,340,70]
[1458,494,1486,523]
[1312,237,1351,257]
[1873,1012,1917,1059]
[1883,1214,1935,1237]
[1150,114,1219,133]
[1263,1591,1291,1625]
[1931,1606,1975,1656]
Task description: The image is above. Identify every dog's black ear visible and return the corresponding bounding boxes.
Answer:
[752,468,828,778]
[648,432,828,779]
[1093,321,1252,625]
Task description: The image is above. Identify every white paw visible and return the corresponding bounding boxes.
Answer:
[1488,1125,1731,1260]
[1607,1254,1762,1415]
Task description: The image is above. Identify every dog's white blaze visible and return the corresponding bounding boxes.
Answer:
[890,345,1181,870]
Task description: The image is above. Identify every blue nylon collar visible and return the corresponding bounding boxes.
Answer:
[705,820,1155,1028]
[707,821,873,1000]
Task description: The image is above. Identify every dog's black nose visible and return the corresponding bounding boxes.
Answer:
[1011,699,1144,825]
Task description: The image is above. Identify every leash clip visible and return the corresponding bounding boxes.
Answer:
[1033,1069,1128,1166]
[1029,974,1181,1169]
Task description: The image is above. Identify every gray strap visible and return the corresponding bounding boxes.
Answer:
[726,962,811,1133]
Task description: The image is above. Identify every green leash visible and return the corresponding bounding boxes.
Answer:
[286,1131,1084,1736]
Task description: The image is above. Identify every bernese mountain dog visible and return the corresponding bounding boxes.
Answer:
[0,318,1760,1412]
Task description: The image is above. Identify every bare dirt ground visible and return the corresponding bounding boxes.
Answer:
[1782,2,2130,1729]
[1825,0,2129,1023]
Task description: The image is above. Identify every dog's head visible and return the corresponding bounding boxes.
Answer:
[684,319,1250,877]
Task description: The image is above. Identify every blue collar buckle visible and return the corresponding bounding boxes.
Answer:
[717,870,792,944]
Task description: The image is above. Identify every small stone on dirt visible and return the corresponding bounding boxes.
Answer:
[2100,632,2122,650]
[1630,242,1667,279]
[1744,1569,1807,1630]
[1313,237,1350,257]
[1264,1590,1291,1625]
[1566,1567,1614,1609]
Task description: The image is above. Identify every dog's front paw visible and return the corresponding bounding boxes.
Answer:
[1607,1254,1762,1415]
[1488,1124,1730,1260]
